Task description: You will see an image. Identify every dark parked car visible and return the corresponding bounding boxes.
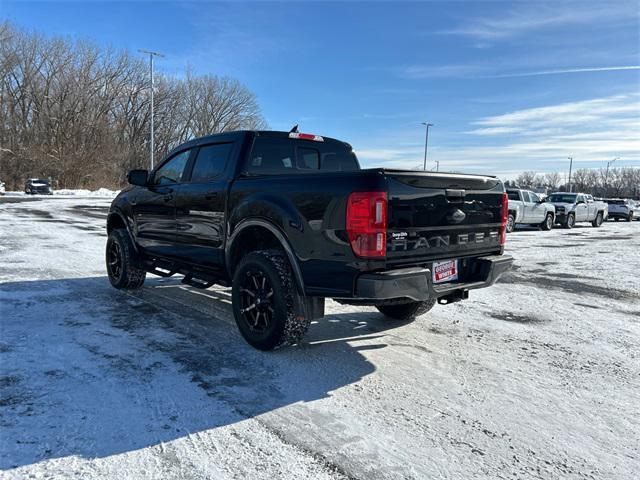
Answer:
[24,178,53,195]
[106,130,513,350]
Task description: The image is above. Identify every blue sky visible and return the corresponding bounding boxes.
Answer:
[2,0,639,178]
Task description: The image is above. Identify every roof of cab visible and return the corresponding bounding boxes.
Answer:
[164,130,352,159]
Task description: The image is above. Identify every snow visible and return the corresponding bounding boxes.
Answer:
[0,196,639,479]
[3,188,119,197]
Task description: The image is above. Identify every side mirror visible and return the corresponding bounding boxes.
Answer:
[128,169,149,187]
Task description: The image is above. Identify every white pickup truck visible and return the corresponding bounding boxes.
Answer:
[506,188,556,233]
[547,192,608,228]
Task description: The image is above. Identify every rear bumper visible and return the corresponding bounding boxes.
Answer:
[354,255,513,302]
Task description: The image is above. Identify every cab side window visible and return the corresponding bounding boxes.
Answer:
[529,192,540,203]
[521,191,531,202]
[190,143,233,182]
[154,150,191,185]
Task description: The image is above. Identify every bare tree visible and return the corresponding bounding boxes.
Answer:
[0,21,267,190]
[544,172,561,191]
[515,171,540,189]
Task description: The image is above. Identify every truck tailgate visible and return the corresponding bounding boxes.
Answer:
[382,170,505,264]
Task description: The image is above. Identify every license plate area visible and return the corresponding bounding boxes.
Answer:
[432,259,458,284]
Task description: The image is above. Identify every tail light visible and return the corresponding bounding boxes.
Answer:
[346,191,387,258]
[500,191,508,245]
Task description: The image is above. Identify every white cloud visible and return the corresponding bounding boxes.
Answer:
[356,92,640,177]
[443,2,637,40]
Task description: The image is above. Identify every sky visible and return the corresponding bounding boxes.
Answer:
[2,0,639,178]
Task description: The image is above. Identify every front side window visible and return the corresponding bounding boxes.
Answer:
[521,191,531,202]
[154,150,191,185]
[529,192,540,203]
[190,143,233,182]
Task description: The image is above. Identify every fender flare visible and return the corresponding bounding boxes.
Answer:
[107,210,140,253]
[225,218,306,295]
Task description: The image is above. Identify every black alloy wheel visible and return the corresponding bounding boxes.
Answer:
[107,239,123,281]
[238,268,275,334]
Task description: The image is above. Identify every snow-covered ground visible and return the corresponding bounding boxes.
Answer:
[0,196,638,479]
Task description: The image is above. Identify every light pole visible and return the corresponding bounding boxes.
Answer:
[422,122,433,171]
[605,157,620,196]
[567,157,573,192]
[139,49,165,170]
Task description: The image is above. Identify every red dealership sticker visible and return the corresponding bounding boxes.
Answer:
[433,259,458,284]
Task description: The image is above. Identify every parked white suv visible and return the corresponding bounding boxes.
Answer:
[506,188,556,232]
[605,199,635,222]
[547,193,608,228]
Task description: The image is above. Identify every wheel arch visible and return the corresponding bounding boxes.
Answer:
[225,219,305,295]
[106,210,139,253]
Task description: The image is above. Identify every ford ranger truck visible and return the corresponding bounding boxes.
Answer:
[106,130,513,350]
[547,192,607,228]
[506,188,555,232]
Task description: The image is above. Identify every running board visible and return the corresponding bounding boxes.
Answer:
[181,274,215,289]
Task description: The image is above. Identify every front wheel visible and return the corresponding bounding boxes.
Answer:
[106,228,146,289]
[591,212,603,227]
[376,299,436,321]
[232,250,309,350]
[540,213,554,231]
[564,213,575,229]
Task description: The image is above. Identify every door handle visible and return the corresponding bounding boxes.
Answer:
[164,194,173,202]
[205,191,217,200]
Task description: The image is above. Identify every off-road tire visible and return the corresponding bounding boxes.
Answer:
[540,213,554,231]
[232,249,310,351]
[591,212,603,227]
[506,213,516,233]
[106,228,146,289]
[376,299,436,321]
[564,213,575,229]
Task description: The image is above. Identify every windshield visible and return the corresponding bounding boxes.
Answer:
[547,194,576,203]
[31,179,50,185]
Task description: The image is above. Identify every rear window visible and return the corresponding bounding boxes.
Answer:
[506,191,520,200]
[245,137,359,175]
[548,194,577,203]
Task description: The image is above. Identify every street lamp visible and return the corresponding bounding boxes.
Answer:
[605,157,620,195]
[139,49,165,170]
[567,157,573,192]
[421,122,433,171]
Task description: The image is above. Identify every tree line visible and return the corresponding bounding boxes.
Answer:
[507,167,640,198]
[0,21,267,190]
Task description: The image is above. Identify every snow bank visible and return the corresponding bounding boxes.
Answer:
[54,188,119,197]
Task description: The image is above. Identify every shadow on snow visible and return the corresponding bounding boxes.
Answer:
[0,275,404,470]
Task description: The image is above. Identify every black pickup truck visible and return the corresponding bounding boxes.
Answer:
[106,130,512,350]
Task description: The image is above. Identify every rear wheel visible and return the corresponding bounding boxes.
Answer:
[106,228,146,289]
[540,213,554,231]
[564,213,575,229]
[376,299,436,321]
[591,212,603,227]
[232,250,309,350]
[506,213,516,233]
